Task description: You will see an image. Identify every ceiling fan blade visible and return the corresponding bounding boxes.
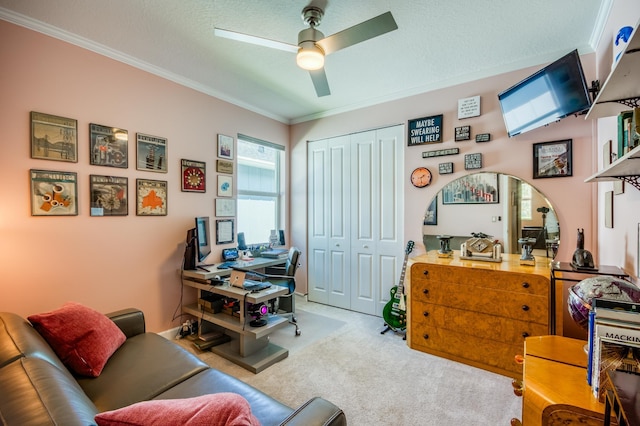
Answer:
[316,11,397,55]
[214,28,298,53]
[309,68,331,97]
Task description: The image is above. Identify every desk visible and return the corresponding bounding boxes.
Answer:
[182,256,287,280]
[181,259,289,373]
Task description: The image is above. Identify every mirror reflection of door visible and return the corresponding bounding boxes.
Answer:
[423,173,559,256]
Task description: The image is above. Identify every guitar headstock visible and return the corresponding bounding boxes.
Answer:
[406,240,415,255]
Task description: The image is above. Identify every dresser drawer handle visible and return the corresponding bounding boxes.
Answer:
[423,289,429,295]
[521,305,529,311]
[423,270,429,276]
[511,379,523,397]
[423,334,429,340]
[514,354,524,365]
[521,332,529,338]
[423,311,429,317]
[521,282,530,288]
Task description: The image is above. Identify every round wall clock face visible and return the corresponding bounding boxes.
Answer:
[410,167,432,188]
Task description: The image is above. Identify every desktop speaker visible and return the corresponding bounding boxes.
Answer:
[278,230,285,246]
[183,228,196,270]
[237,232,247,250]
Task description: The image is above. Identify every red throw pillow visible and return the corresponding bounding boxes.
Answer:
[94,393,262,426]
[28,302,126,377]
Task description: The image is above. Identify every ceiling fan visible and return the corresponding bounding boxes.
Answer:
[213,4,398,97]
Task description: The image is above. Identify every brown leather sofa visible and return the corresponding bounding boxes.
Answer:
[0,308,346,426]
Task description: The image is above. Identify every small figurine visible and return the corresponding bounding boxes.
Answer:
[571,228,596,270]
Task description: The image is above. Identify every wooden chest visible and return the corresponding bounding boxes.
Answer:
[409,252,551,378]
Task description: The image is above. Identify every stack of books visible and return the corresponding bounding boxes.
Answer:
[587,298,640,402]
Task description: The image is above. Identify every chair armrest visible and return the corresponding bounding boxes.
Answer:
[106,308,145,338]
[265,265,286,274]
[279,397,346,426]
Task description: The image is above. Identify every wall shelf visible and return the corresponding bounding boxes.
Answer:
[585,144,640,190]
[585,18,640,120]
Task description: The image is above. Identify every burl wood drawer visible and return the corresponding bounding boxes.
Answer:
[413,301,549,345]
[410,325,523,375]
[411,263,549,296]
[412,279,548,324]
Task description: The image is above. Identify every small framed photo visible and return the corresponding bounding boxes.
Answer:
[181,159,206,192]
[90,175,128,216]
[533,139,572,179]
[136,133,167,173]
[454,125,471,141]
[218,134,234,159]
[90,123,128,168]
[136,179,167,216]
[423,196,437,225]
[217,159,234,174]
[464,153,483,170]
[31,112,78,162]
[217,175,233,197]
[442,172,499,204]
[30,169,78,216]
[215,219,234,244]
[215,198,236,217]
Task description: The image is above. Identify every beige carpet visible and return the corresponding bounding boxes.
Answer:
[177,297,522,425]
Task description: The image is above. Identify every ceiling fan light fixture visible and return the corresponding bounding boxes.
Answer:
[296,43,325,70]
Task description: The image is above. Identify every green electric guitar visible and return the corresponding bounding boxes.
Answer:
[382,240,414,331]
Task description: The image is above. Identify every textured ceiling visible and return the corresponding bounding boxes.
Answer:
[0,0,609,124]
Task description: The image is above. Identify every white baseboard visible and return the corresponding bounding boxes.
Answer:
[158,326,181,340]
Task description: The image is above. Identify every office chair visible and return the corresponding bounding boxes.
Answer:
[242,247,302,336]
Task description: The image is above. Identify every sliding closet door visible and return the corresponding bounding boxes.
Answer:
[307,136,351,309]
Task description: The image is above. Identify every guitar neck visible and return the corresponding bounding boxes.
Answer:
[397,254,409,292]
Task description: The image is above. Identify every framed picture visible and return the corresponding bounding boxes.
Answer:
[89,123,128,168]
[464,153,483,170]
[217,159,233,174]
[90,175,128,216]
[181,159,206,192]
[442,172,499,204]
[217,175,233,197]
[424,196,437,225]
[407,114,443,146]
[215,219,234,244]
[31,111,78,162]
[605,190,613,228]
[218,134,234,159]
[455,125,471,141]
[30,169,78,216]
[136,179,167,216]
[215,198,236,217]
[136,133,167,173]
[533,139,573,179]
[438,162,453,174]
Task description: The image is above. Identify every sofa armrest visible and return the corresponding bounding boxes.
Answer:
[279,397,346,426]
[106,308,145,338]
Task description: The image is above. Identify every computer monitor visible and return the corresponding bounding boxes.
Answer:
[195,216,211,264]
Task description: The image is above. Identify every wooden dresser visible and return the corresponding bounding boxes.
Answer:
[408,251,551,379]
[511,335,611,426]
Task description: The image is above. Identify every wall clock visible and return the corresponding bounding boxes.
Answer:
[410,167,432,188]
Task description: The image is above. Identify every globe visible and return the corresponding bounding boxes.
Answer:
[567,275,640,329]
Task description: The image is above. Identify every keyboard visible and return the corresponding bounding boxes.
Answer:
[242,280,272,291]
[216,262,237,269]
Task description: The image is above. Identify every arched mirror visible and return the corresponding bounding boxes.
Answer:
[422,172,560,256]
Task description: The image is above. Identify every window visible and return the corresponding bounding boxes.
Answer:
[236,135,285,244]
[520,183,532,221]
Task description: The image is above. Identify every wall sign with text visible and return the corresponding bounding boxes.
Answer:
[408,114,442,146]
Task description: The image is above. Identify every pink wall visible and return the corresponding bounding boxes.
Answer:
[592,2,640,280]
[291,56,597,290]
[0,21,289,332]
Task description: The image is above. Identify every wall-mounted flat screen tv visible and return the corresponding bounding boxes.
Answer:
[498,49,591,137]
